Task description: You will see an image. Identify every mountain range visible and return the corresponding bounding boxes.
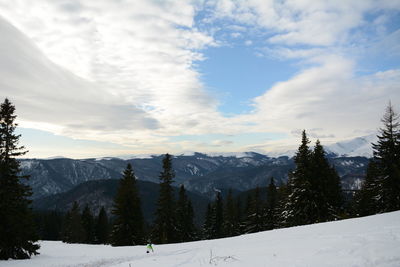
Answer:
[22,152,368,200]
[22,135,375,219]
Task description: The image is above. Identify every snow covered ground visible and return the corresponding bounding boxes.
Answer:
[3,211,400,267]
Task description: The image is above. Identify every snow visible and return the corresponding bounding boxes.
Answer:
[3,211,400,267]
[326,134,377,158]
[19,160,36,169]
[206,152,258,158]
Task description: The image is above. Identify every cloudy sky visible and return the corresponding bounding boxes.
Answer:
[0,0,399,158]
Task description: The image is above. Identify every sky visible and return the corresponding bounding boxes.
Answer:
[0,0,399,159]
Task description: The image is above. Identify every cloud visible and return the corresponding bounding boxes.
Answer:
[209,0,400,47]
[0,16,159,135]
[231,56,400,153]
[212,140,234,147]
[244,40,253,46]
[0,0,223,145]
[0,0,399,157]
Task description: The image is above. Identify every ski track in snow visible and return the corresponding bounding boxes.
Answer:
[2,211,400,267]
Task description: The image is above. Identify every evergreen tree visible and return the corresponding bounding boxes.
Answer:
[275,182,289,228]
[62,201,86,243]
[35,210,63,241]
[244,187,264,233]
[202,203,213,239]
[111,163,144,246]
[176,185,196,242]
[281,132,343,226]
[210,191,224,239]
[152,154,178,244]
[240,193,253,233]
[281,130,319,226]
[354,161,380,216]
[311,140,343,221]
[235,198,243,231]
[81,205,95,244]
[95,206,110,244]
[222,189,240,237]
[0,98,39,259]
[264,178,278,230]
[371,103,400,212]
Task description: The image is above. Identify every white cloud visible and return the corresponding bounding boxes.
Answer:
[244,40,253,46]
[232,56,400,153]
[0,0,399,157]
[0,0,225,146]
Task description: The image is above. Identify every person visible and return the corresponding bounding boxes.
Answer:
[146,242,154,253]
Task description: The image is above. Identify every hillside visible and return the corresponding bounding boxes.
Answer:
[3,211,400,267]
[20,153,368,199]
[32,179,209,224]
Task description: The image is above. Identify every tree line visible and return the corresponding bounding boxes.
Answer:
[1,98,400,260]
[56,102,400,244]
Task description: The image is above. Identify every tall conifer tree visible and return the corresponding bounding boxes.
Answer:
[62,201,86,243]
[354,161,380,216]
[244,187,264,233]
[202,203,213,239]
[282,130,318,226]
[371,103,400,212]
[95,206,110,244]
[81,205,95,244]
[222,189,240,237]
[111,163,144,246]
[210,191,224,239]
[176,185,196,242]
[312,140,343,221]
[264,178,278,230]
[0,98,39,259]
[152,154,178,244]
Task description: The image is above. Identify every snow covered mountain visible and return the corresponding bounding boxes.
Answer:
[326,134,377,157]
[20,152,368,199]
[267,134,377,158]
[3,211,400,267]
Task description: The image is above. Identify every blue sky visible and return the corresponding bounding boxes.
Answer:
[199,45,297,115]
[0,0,399,158]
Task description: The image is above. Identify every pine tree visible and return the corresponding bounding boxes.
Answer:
[281,130,318,227]
[311,140,343,221]
[275,182,289,228]
[111,163,144,246]
[0,98,39,259]
[202,203,213,239]
[371,103,400,212]
[235,198,243,231]
[95,206,110,244]
[244,187,264,233]
[152,154,178,244]
[222,189,240,237]
[264,178,278,230]
[354,161,380,216]
[34,210,63,241]
[240,193,253,233]
[81,205,95,244]
[176,185,196,242]
[210,191,224,239]
[62,201,86,243]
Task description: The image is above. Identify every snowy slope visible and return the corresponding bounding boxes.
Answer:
[268,134,378,158]
[326,134,377,158]
[4,211,400,267]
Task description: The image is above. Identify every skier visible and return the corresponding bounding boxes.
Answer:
[146,241,154,253]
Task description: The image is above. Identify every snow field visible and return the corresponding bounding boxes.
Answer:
[2,211,400,267]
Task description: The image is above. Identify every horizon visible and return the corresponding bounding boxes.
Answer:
[1,1,399,158]
[20,133,376,160]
